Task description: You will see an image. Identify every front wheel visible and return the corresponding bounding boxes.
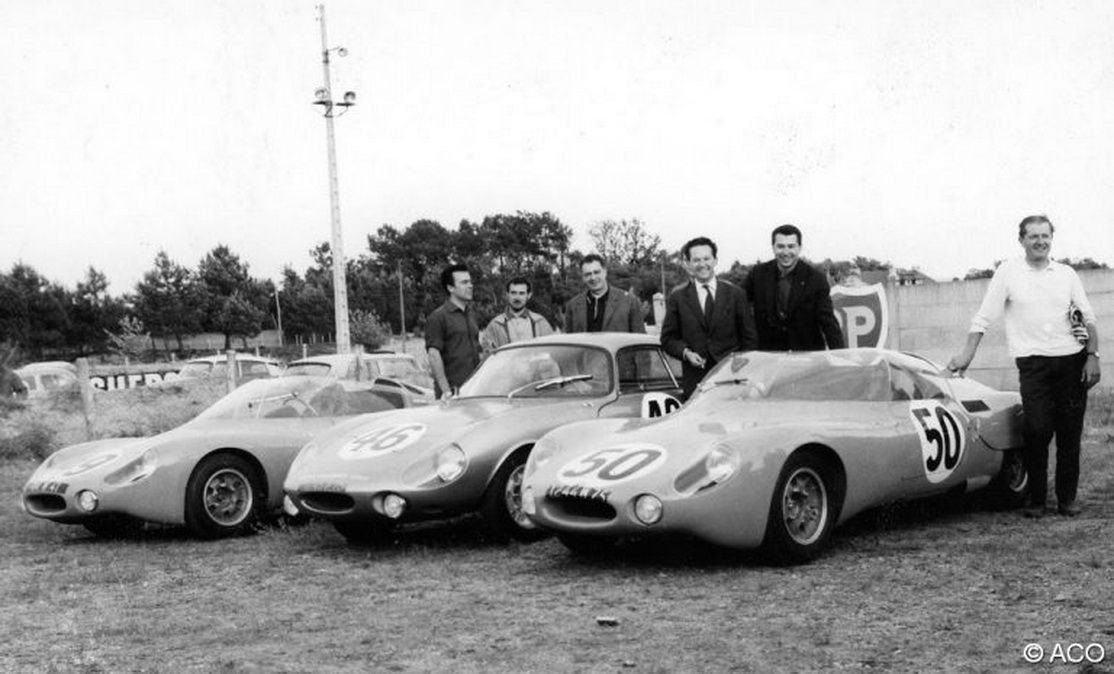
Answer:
[760,451,837,564]
[480,454,549,542]
[184,454,263,539]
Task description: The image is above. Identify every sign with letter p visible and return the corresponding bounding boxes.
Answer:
[830,283,888,348]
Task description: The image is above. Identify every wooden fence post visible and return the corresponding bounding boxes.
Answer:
[226,350,238,393]
[76,358,95,440]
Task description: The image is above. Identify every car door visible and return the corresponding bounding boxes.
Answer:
[597,346,684,419]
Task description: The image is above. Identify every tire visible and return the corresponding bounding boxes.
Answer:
[760,451,837,564]
[480,453,549,543]
[986,449,1028,510]
[557,532,616,557]
[184,453,264,539]
[83,515,144,539]
[333,519,394,546]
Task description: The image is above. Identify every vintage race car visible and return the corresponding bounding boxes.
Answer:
[21,376,416,538]
[284,352,435,402]
[522,348,1028,563]
[283,333,684,543]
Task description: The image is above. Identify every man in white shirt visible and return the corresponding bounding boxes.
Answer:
[948,215,1101,518]
[480,278,554,354]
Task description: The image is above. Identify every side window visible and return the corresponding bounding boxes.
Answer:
[890,366,923,401]
[616,347,679,393]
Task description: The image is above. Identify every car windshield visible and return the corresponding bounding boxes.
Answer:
[284,362,333,377]
[458,344,613,398]
[693,350,891,403]
[196,376,409,419]
[178,362,213,378]
[374,357,420,378]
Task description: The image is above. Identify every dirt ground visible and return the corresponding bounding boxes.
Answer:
[2,429,1112,672]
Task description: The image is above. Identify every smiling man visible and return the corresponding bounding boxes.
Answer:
[744,224,844,352]
[661,236,757,397]
[948,215,1101,518]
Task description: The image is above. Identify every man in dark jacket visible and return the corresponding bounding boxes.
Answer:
[563,254,645,334]
[661,237,757,397]
[744,224,844,351]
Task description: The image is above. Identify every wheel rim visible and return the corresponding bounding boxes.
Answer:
[503,464,536,530]
[1005,454,1028,494]
[781,466,828,546]
[203,467,254,527]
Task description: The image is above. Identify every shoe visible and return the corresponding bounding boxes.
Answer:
[1057,502,1081,517]
[1022,506,1047,519]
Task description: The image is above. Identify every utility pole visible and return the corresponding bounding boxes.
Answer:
[274,288,284,346]
[313,4,356,354]
[397,260,407,349]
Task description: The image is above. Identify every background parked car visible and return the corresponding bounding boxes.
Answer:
[284,351,434,401]
[14,362,78,397]
[163,354,284,386]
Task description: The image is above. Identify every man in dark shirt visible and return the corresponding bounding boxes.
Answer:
[563,254,645,333]
[425,263,481,399]
[744,224,844,351]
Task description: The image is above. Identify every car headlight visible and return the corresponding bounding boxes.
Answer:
[704,446,740,485]
[633,494,663,525]
[381,493,407,519]
[435,444,467,483]
[77,490,99,512]
[104,450,157,486]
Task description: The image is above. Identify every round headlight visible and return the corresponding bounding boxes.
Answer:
[77,490,99,513]
[633,494,663,525]
[382,493,407,519]
[435,444,467,482]
[522,485,536,515]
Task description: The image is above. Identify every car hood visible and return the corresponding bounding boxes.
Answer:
[287,396,597,480]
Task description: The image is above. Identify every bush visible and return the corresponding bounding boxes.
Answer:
[350,309,391,351]
[0,423,55,461]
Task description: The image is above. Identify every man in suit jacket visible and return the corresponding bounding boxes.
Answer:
[661,237,758,397]
[563,254,646,334]
[743,224,844,352]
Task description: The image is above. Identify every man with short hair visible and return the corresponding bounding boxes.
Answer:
[661,236,757,397]
[425,263,481,399]
[480,278,554,353]
[744,224,844,351]
[948,215,1101,518]
[563,254,645,333]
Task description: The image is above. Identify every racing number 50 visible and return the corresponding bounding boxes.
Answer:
[561,447,662,481]
[912,406,962,471]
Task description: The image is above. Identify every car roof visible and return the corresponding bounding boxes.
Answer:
[16,362,77,374]
[288,353,416,367]
[496,332,662,352]
[186,354,280,365]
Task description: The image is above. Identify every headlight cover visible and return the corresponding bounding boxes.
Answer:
[104,450,157,486]
[673,445,740,495]
[435,444,467,482]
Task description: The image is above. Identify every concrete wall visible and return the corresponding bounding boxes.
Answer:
[883,268,1114,391]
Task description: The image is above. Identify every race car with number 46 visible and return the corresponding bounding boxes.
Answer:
[21,376,417,538]
[521,349,1028,563]
[283,333,684,544]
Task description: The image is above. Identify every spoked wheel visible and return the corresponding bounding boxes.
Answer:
[481,454,549,542]
[185,454,263,539]
[761,451,837,564]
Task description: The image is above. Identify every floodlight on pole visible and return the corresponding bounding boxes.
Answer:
[313,4,354,354]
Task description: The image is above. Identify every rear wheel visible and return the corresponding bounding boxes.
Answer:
[986,449,1028,509]
[760,451,837,564]
[184,454,263,539]
[480,453,549,542]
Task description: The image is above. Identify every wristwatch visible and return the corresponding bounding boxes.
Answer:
[1087,351,1099,359]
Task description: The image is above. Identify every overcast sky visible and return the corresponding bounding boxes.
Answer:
[3,0,1113,294]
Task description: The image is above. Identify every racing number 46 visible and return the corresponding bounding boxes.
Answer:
[912,406,962,471]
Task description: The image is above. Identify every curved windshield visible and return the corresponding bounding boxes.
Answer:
[693,350,891,403]
[178,361,213,378]
[458,345,613,398]
[196,377,409,419]
[283,362,333,377]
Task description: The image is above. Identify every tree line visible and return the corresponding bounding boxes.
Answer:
[1,212,1107,360]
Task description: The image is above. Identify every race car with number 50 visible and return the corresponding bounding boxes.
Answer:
[283,333,684,544]
[521,349,1028,563]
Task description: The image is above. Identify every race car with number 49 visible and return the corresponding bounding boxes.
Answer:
[283,333,684,544]
[21,376,417,538]
[521,348,1028,563]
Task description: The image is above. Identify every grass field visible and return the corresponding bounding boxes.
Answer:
[1,390,1112,671]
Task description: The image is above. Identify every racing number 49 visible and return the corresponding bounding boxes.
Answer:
[912,406,962,471]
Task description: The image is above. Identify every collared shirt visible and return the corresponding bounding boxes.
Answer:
[969,257,1096,358]
[504,309,539,343]
[425,299,480,392]
[586,288,610,332]
[697,278,718,307]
